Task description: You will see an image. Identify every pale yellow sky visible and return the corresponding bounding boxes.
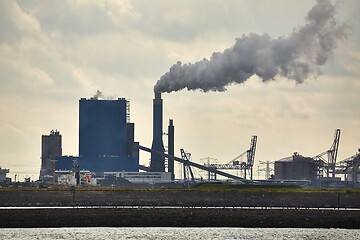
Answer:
[0,0,359,181]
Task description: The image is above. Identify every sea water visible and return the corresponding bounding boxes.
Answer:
[1,227,360,240]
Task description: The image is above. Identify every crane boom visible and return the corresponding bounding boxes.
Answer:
[247,135,257,167]
[246,135,257,180]
[181,149,195,186]
[328,129,340,178]
[203,135,257,180]
[313,129,341,178]
[226,151,247,165]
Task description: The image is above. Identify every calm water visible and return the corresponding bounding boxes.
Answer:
[1,228,360,240]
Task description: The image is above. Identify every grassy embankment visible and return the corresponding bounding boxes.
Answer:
[1,182,358,193]
[1,183,359,228]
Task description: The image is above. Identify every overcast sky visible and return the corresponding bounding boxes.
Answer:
[0,0,359,181]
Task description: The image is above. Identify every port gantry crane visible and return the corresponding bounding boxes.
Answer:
[180,149,195,187]
[313,129,341,178]
[335,150,360,183]
[204,135,257,180]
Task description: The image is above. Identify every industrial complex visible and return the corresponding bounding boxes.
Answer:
[1,92,359,188]
[0,0,357,189]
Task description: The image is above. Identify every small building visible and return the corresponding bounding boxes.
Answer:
[0,167,10,182]
[56,170,97,186]
[40,130,62,179]
[274,153,318,181]
[104,172,172,184]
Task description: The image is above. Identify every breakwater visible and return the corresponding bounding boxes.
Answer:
[0,208,359,228]
[0,189,360,208]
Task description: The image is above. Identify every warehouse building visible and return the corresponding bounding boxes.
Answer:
[274,152,318,181]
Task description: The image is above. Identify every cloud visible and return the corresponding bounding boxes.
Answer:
[0,1,40,36]
[72,67,94,90]
[154,0,349,93]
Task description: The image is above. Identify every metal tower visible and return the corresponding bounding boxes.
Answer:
[313,129,341,178]
[181,149,195,187]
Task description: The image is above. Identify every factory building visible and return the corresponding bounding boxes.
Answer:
[104,172,172,185]
[56,97,139,176]
[56,170,97,186]
[274,152,318,181]
[79,98,127,157]
[40,130,62,179]
[0,167,10,182]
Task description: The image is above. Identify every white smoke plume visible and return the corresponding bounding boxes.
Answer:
[154,0,348,93]
[91,90,115,100]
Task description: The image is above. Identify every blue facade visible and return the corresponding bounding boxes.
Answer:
[79,98,127,157]
[56,156,139,175]
[56,97,139,174]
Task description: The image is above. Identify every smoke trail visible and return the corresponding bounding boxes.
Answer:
[91,90,116,100]
[92,90,104,100]
[154,0,348,93]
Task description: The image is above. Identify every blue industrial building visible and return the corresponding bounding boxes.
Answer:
[56,97,139,175]
[79,98,127,157]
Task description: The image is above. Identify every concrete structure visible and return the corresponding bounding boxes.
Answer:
[274,153,318,181]
[40,130,62,178]
[56,97,139,176]
[168,119,175,180]
[151,92,165,172]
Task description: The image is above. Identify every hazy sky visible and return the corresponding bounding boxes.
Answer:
[0,0,359,181]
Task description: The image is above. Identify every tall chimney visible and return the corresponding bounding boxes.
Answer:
[168,119,174,180]
[150,92,165,172]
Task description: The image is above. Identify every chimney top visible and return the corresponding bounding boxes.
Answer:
[155,92,161,100]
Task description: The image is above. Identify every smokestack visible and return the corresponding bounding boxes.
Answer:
[154,0,348,93]
[150,92,165,172]
[168,119,175,180]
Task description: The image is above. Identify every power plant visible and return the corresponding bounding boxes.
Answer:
[52,97,140,183]
[32,89,359,188]
[35,90,247,186]
[36,93,177,186]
